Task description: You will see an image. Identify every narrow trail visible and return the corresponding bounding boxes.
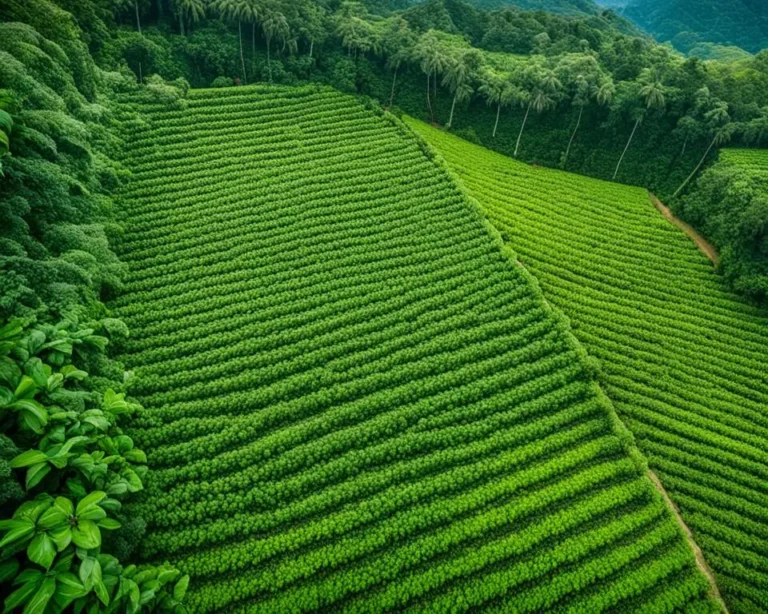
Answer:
[650,193,720,265]
[648,470,729,613]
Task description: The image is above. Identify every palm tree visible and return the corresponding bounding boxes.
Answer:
[335,2,377,61]
[382,17,416,108]
[415,31,449,124]
[676,116,700,157]
[562,76,613,169]
[297,0,326,60]
[515,69,562,158]
[613,68,666,180]
[442,49,482,128]
[173,0,206,36]
[215,0,257,85]
[674,102,733,197]
[743,107,768,147]
[261,7,290,83]
[478,70,506,138]
[113,0,144,34]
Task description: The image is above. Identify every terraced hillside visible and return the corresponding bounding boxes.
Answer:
[110,86,716,612]
[408,118,768,614]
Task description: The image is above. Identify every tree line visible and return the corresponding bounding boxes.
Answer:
[103,0,768,195]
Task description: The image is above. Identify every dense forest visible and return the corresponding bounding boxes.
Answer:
[623,0,768,55]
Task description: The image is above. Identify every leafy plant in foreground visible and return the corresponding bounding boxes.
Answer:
[0,319,189,613]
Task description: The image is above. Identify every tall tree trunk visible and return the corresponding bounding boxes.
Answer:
[309,39,314,59]
[447,92,458,128]
[433,69,437,102]
[135,0,142,34]
[238,21,248,84]
[179,14,185,36]
[138,60,143,83]
[680,135,688,157]
[613,116,640,180]
[267,37,273,83]
[252,23,256,62]
[493,102,501,138]
[514,102,531,158]
[563,105,583,169]
[426,73,434,123]
[157,0,163,19]
[673,135,717,198]
[389,64,398,108]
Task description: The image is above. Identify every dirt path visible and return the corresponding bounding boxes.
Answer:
[648,470,729,612]
[650,193,720,265]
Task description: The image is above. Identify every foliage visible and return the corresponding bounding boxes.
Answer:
[0,15,129,323]
[108,84,716,612]
[623,0,768,55]
[410,117,768,614]
[676,148,768,303]
[0,318,189,613]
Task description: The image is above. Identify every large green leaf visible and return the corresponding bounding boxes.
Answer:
[48,526,72,552]
[75,492,105,517]
[23,358,48,388]
[0,356,21,389]
[2,573,40,612]
[0,110,12,135]
[13,376,38,400]
[0,519,35,549]
[78,556,101,591]
[23,576,56,614]
[173,575,190,601]
[38,497,73,530]
[70,520,100,550]
[10,449,48,469]
[27,533,56,570]
[25,462,51,490]
[50,572,87,611]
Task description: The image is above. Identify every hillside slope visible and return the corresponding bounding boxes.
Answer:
[675,148,768,302]
[110,86,716,612]
[463,0,601,15]
[408,118,768,614]
[622,0,768,53]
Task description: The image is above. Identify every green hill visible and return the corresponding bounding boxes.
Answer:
[462,0,602,16]
[109,85,716,612]
[622,0,768,54]
[408,118,768,614]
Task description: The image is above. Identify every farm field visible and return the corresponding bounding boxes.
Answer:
[108,86,717,612]
[719,148,768,179]
[407,118,768,614]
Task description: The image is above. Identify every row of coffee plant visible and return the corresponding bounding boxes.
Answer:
[109,85,719,612]
[410,118,768,614]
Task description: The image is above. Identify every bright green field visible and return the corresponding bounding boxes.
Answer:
[719,148,768,179]
[408,118,768,614]
[109,86,718,612]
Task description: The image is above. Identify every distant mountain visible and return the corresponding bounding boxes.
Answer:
[622,0,768,54]
[461,0,602,16]
[592,0,629,8]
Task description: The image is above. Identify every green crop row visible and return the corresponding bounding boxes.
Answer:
[110,87,716,612]
[409,117,768,614]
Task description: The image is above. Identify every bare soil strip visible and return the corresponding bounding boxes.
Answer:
[650,193,720,265]
[648,470,729,613]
